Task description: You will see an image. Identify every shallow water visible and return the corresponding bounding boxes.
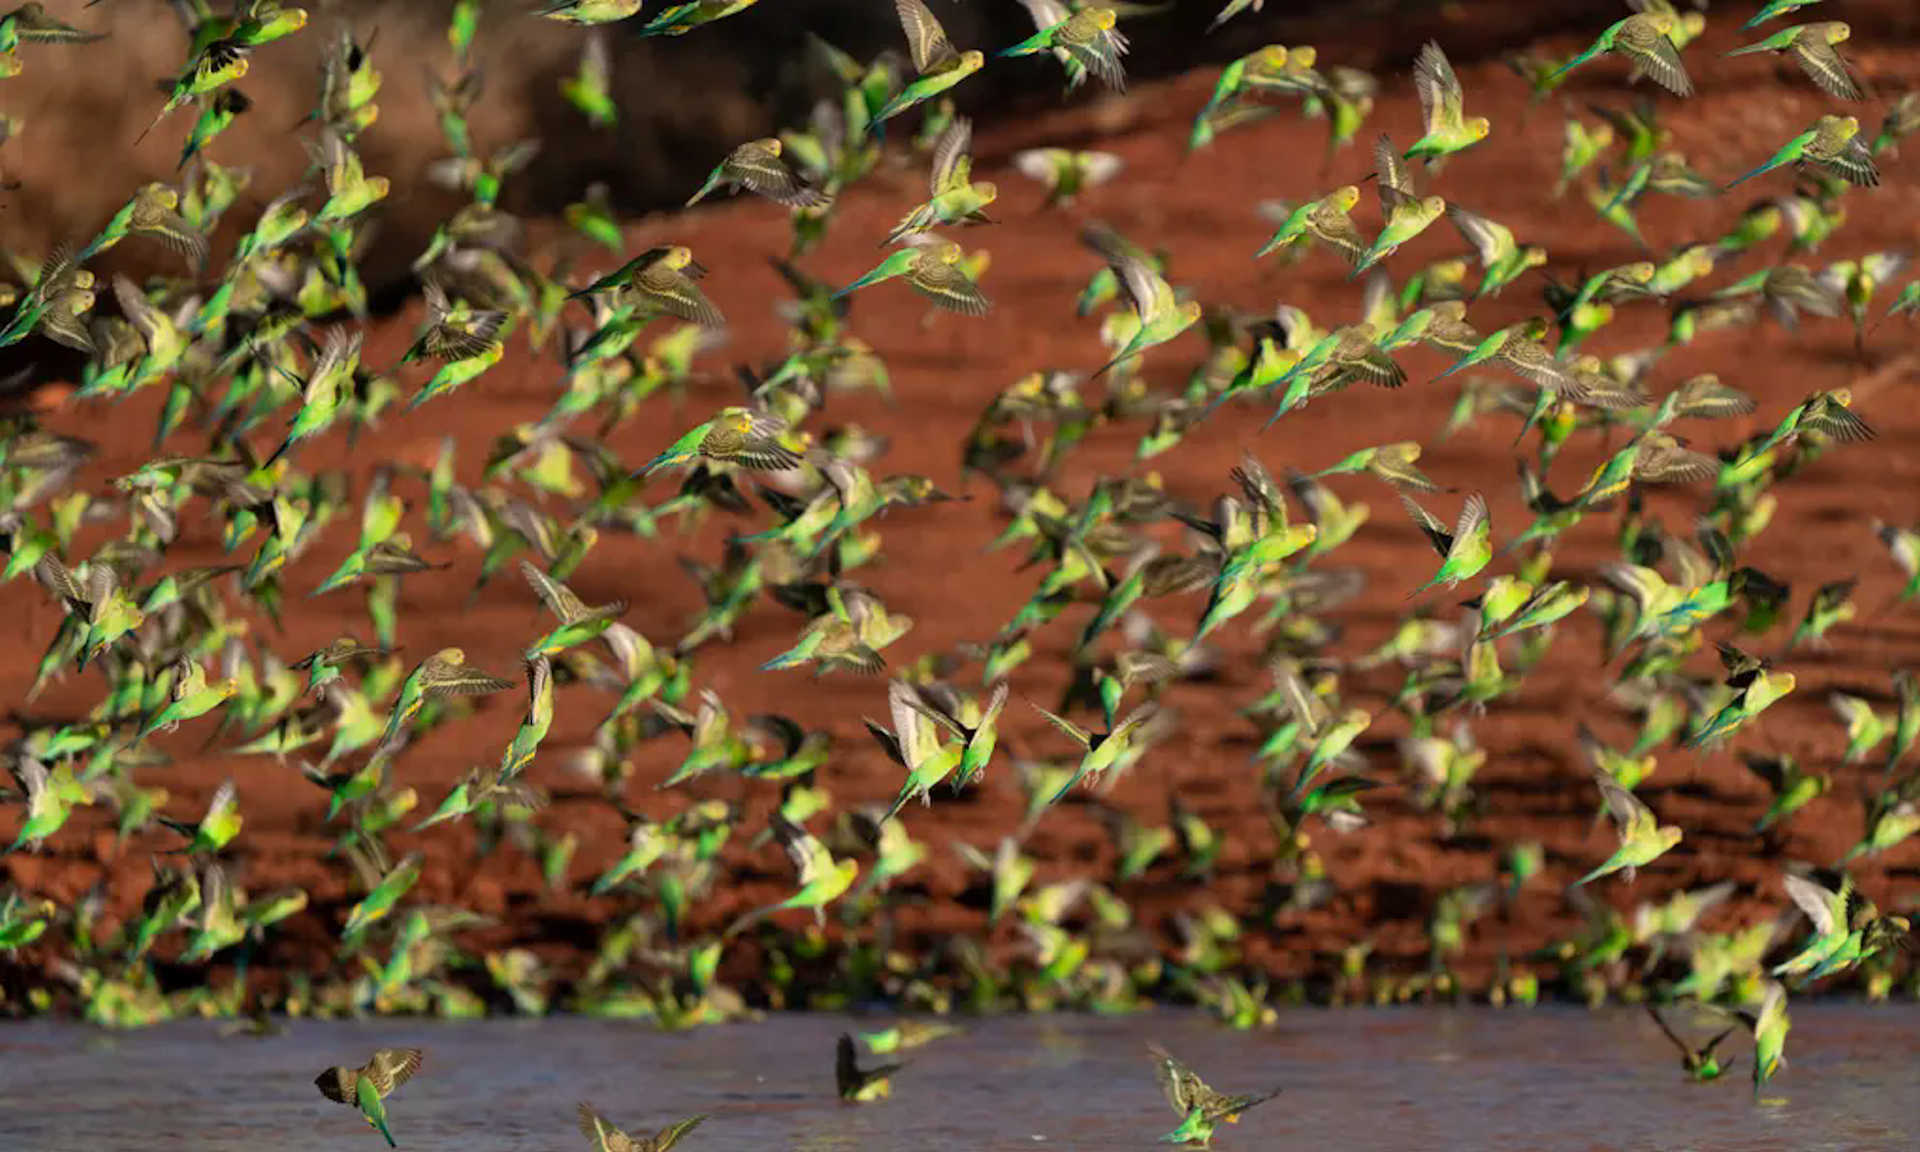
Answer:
[1,1005,1916,1151]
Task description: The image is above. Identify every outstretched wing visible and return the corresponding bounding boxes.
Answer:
[420,655,515,698]
[1397,492,1453,558]
[772,813,829,886]
[314,1067,356,1105]
[895,0,958,73]
[1644,1003,1692,1058]
[364,1047,423,1096]
[928,116,973,195]
[1413,40,1464,134]
[1596,775,1652,836]
[1147,1043,1195,1114]
[1782,872,1839,937]
[651,1114,709,1152]
[1450,492,1489,557]
[1029,701,1093,748]
[1372,133,1417,210]
[1081,222,1169,324]
[1445,204,1514,269]
[577,1101,633,1151]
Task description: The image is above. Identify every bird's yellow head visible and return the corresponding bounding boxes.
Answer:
[369,176,392,197]
[233,57,252,78]
[73,269,96,289]
[1830,387,1853,406]
[215,679,241,699]
[1420,195,1445,214]
[389,531,412,548]
[665,246,695,269]
[976,181,999,202]
[758,137,783,154]
[1331,185,1360,210]
[1180,301,1203,324]
[1468,117,1491,141]
[1291,46,1318,69]
[1648,13,1675,35]
[1624,262,1655,283]
[437,647,467,664]
[1400,442,1422,460]
[1823,21,1851,43]
[959,49,985,69]
[1685,246,1715,275]
[1522,246,1548,270]
[937,242,965,263]
[1255,46,1288,71]
[1093,8,1118,29]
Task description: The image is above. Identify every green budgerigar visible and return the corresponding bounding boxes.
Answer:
[1148,1043,1279,1147]
[1356,135,1446,275]
[641,407,802,478]
[536,0,643,24]
[1031,699,1159,804]
[686,136,825,209]
[725,814,859,935]
[885,116,996,244]
[1728,115,1877,188]
[1400,490,1492,596]
[1552,12,1694,97]
[875,0,983,127]
[837,237,992,316]
[1579,775,1683,884]
[1404,41,1489,161]
[1082,221,1201,376]
[1000,4,1129,92]
[836,1032,904,1102]
[1646,1005,1737,1082]
[315,1048,423,1148]
[1745,0,1823,31]
[1729,22,1859,101]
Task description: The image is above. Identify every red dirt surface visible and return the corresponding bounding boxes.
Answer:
[4,8,1920,1009]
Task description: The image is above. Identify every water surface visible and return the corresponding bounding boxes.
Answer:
[2,1005,1915,1150]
